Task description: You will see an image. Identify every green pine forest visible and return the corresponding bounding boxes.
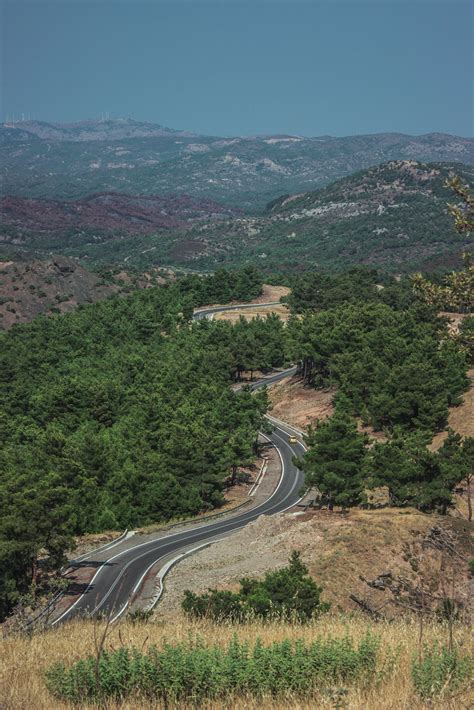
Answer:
[0,264,472,620]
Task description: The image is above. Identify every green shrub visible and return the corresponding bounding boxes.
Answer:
[412,645,473,699]
[468,558,474,576]
[182,552,330,622]
[45,632,380,703]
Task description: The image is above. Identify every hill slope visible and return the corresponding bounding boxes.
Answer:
[2,120,473,207]
[0,193,240,250]
[71,160,471,273]
[0,256,170,329]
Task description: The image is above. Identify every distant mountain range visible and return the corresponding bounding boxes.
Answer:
[1,118,192,142]
[2,119,473,208]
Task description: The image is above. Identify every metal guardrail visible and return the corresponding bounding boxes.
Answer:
[265,413,306,436]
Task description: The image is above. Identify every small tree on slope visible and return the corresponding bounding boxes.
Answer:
[297,412,368,509]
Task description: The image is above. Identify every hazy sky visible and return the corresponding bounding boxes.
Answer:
[1,0,472,137]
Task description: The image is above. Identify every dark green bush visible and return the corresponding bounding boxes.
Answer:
[182,552,330,622]
[412,645,473,699]
[45,632,380,703]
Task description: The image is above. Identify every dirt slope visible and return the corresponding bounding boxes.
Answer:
[268,375,335,429]
[155,507,472,620]
[0,257,170,329]
[430,367,474,449]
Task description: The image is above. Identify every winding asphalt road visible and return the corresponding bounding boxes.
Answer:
[53,302,304,625]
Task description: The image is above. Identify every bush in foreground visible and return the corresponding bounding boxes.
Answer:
[45,632,379,704]
[182,551,330,622]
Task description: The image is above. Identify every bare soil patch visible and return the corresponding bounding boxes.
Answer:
[214,303,290,323]
[268,375,335,429]
[252,284,291,303]
[209,284,291,323]
[69,530,124,560]
[438,310,471,335]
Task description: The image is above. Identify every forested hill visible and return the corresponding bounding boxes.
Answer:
[1,264,471,621]
[101,160,471,274]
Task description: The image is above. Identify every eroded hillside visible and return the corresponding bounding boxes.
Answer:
[0,257,170,328]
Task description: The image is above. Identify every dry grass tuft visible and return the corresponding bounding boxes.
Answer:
[1,614,472,709]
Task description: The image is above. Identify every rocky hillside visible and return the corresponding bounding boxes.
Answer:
[79,160,471,273]
[0,256,170,329]
[2,120,472,207]
[0,192,240,250]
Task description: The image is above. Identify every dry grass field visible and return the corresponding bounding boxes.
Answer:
[213,302,290,323]
[1,615,472,709]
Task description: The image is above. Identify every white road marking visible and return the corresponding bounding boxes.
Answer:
[54,421,300,624]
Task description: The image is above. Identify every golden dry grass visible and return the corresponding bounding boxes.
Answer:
[1,614,472,709]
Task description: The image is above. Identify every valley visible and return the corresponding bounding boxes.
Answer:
[2,154,472,274]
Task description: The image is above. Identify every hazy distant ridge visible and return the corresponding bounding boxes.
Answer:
[2,119,472,207]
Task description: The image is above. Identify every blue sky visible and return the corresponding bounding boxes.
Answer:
[1,0,472,137]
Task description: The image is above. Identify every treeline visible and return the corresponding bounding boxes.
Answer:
[282,268,416,313]
[0,267,278,618]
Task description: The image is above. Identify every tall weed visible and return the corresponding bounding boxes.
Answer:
[411,644,473,699]
[45,632,380,703]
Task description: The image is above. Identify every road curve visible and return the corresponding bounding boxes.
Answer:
[54,301,303,624]
[193,301,283,321]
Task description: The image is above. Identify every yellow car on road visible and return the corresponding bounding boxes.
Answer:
[288,435,298,444]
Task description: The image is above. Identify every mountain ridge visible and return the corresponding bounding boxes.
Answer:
[2,119,472,142]
[2,120,472,208]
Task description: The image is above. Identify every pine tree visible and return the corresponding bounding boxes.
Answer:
[298,413,368,508]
